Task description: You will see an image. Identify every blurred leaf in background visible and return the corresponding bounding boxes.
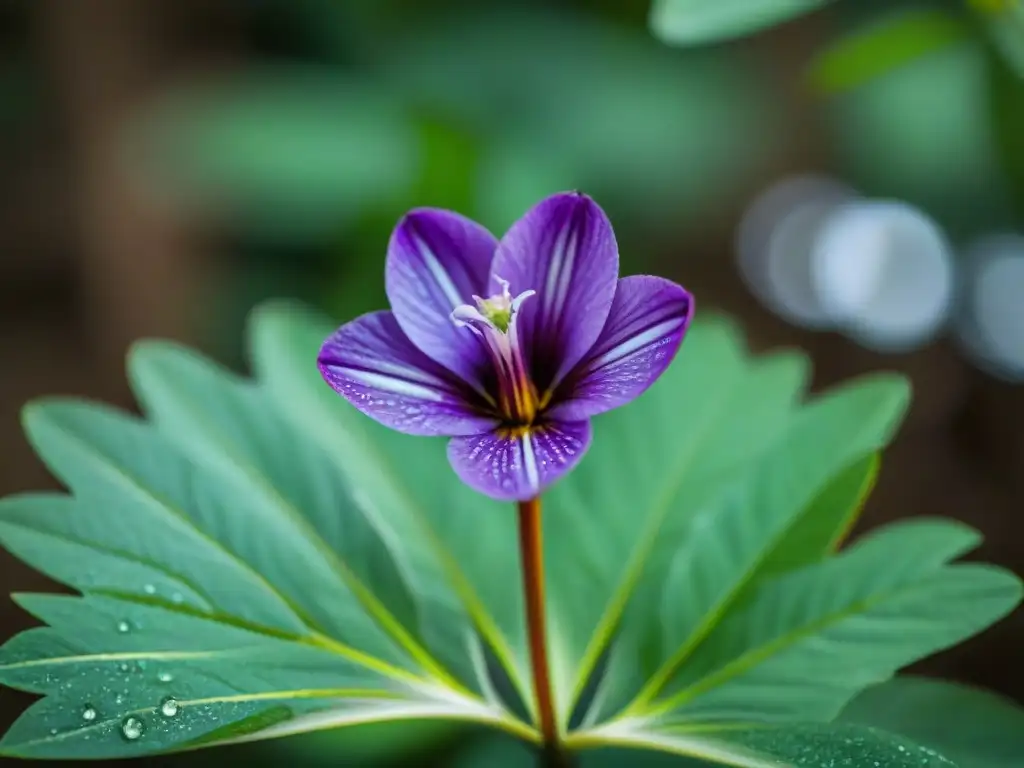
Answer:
[649,0,835,46]
[972,0,1024,78]
[806,8,971,94]
[382,6,778,237]
[130,2,782,340]
[824,28,1014,236]
[989,28,1024,217]
[137,66,420,244]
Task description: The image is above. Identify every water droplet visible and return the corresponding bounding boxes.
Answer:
[114,694,124,705]
[116,620,131,634]
[143,584,156,595]
[157,671,173,683]
[120,716,144,741]
[118,663,130,673]
[170,592,184,605]
[81,705,97,722]
[49,727,58,736]
[159,697,179,718]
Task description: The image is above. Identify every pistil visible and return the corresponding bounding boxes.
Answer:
[452,278,538,425]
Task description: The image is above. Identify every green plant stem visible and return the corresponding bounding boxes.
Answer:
[517,496,560,757]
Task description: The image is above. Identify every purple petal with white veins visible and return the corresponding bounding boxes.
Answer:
[491,192,619,393]
[447,420,592,501]
[318,311,499,436]
[548,276,693,421]
[386,208,497,390]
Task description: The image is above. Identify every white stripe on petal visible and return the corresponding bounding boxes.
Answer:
[359,356,451,387]
[588,316,684,371]
[340,369,448,402]
[521,431,540,494]
[552,226,579,324]
[417,235,464,309]
[543,221,572,322]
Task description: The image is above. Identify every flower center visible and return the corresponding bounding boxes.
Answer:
[452,277,539,425]
[477,295,512,334]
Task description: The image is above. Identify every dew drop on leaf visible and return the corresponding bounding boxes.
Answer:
[81,705,97,722]
[157,671,173,683]
[120,716,144,741]
[170,592,184,605]
[115,620,131,634]
[143,584,156,595]
[159,697,179,718]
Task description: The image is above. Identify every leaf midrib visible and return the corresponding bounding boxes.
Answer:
[271,352,532,709]
[1,688,404,753]
[624,451,878,713]
[566,366,744,718]
[30,415,421,684]
[642,566,983,718]
[148,377,465,691]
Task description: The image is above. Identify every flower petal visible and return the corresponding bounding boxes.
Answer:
[491,192,619,392]
[548,276,694,421]
[447,420,592,501]
[318,311,499,436]
[385,208,498,389]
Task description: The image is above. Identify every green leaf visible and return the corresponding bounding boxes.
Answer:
[566,365,911,723]
[566,722,959,767]
[0,592,428,759]
[543,320,810,722]
[750,452,879,577]
[806,9,970,95]
[646,520,1019,724]
[840,675,1024,768]
[2,298,1017,763]
[458,723,963,767]
[21,398,410,671]
[248,302,533,710]
[0,396,532,758]
[126,341,451,687]
[649,0,834,47]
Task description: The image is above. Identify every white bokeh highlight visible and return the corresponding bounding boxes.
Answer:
[954,234,1024,382]
[736,175,857,329]
[811,200,955,353]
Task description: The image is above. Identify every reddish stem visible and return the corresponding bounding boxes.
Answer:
[517,496,559,752]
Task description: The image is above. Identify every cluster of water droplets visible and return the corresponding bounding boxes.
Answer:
[46,615,186,746]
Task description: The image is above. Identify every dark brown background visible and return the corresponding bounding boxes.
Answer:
[0,1,1021,764]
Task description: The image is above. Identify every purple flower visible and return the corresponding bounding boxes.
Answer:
[318,192,694,501]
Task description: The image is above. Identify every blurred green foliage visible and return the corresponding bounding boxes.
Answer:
[123,0,1024,364]
[132,2,780,347]
[650,0,1024,235]
[649,0,835,46]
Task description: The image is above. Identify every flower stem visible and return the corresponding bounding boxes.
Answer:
[516,496,559,754]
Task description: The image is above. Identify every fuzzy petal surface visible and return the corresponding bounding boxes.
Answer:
[548,275,693,421]
[491,192,619,392]
[318,310,499,436]
[446,420,593,501]
[385,208,497,390]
